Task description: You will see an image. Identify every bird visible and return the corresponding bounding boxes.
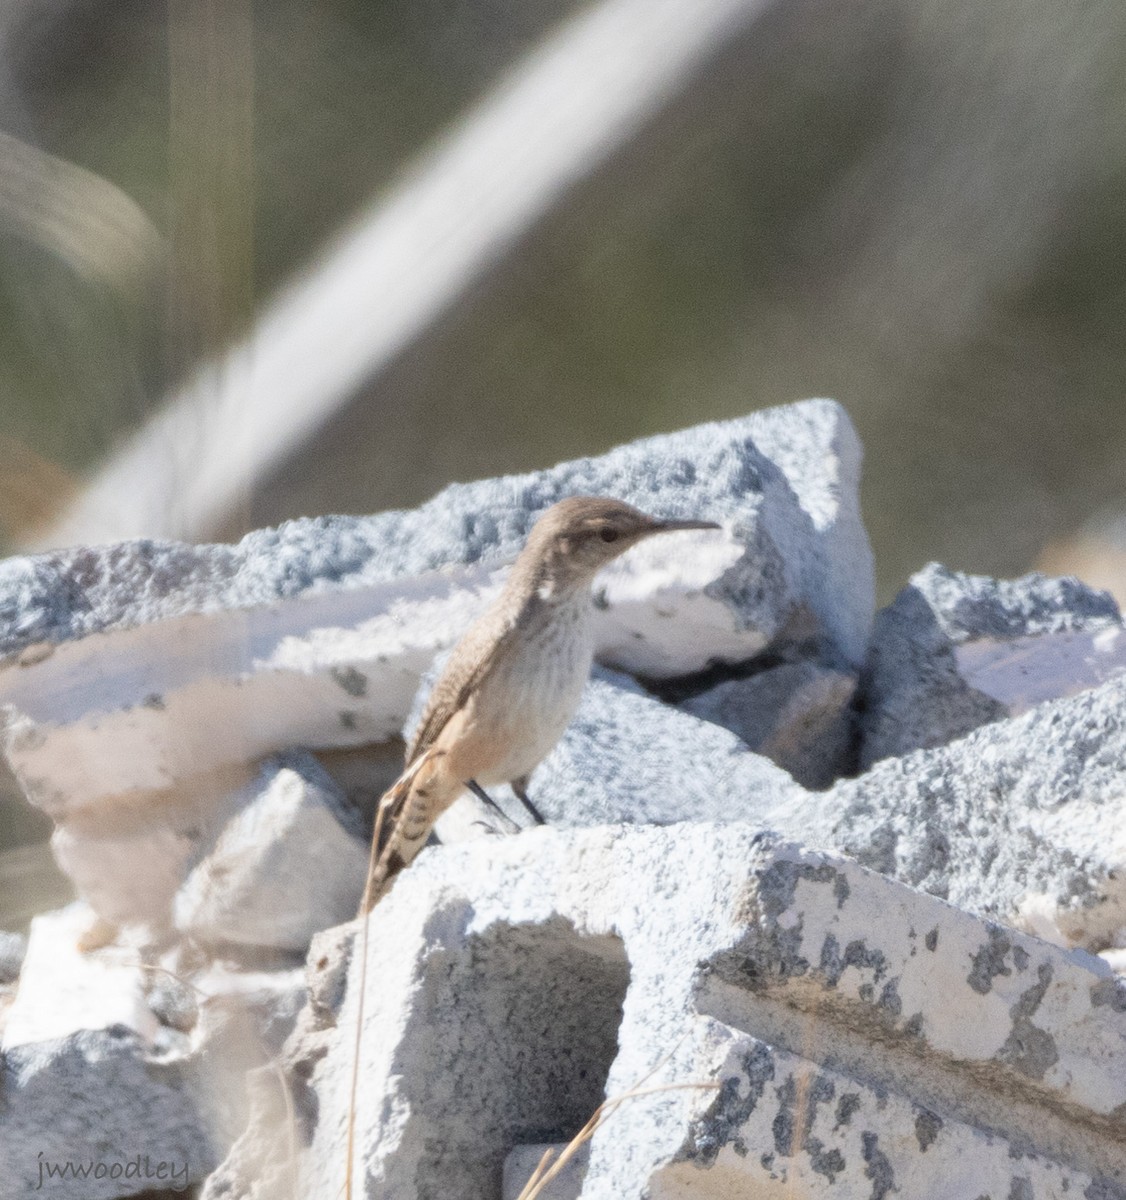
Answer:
[359,495,719,911]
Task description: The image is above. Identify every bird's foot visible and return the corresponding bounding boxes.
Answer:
[465,779,520,834]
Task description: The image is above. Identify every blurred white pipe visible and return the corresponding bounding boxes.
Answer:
[38,0,770,549]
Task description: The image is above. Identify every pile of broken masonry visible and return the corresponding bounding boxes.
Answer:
[2,398,1126,1200]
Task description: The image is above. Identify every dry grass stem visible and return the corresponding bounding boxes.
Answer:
[516,1080,720,1200]
[342,797,390,1200]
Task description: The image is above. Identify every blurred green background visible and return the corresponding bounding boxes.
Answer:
[2,0,1126,877]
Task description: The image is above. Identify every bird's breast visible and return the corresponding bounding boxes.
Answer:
[470,595,594,784]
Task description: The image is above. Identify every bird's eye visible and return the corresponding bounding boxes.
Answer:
[599,528,619,543]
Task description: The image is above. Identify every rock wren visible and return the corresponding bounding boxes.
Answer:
[360,495,719,910]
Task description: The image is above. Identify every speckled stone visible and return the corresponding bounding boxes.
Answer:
[206,827,1126,1199]
[860,563,1122,768]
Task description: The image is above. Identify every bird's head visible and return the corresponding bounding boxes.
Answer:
[519,495,720,594]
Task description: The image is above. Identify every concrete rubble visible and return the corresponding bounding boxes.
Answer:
[0,397,870,932]
[204,829,1126,1199]
[860,562,1125,768]
[173,752,370,953]
[493,665,1126,957]
[0,904,215,1199]
[676,660,857,789]
[0,398,1124,1198]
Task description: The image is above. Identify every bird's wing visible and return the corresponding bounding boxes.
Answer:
[405,610,520,766]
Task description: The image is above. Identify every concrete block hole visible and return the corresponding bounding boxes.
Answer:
[398,917,629,1200]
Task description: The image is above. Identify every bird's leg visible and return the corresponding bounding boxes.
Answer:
[511,776,546,825]
[466,779,514,827]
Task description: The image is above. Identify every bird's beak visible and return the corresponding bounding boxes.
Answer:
[650,517,721,533]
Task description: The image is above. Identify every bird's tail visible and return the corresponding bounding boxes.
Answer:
[359,748,458,913]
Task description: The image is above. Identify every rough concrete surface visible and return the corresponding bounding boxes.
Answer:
[464,663,1126,956]
[174,753,369,952]
[678,660,857,788]
[0,398,871,665]
[3,400,1126,1200]
[210,827,1126,1199]
[0,400,871,823]
[814,671,1126,952]
[0,905,214,1199]
[861,562,1124,767]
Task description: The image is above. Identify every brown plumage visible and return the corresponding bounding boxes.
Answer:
[359,495,719,911]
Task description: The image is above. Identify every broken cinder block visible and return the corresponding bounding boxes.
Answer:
[0,400,872,930]
[860,562,1124,768]
[174,752,369,954]
[212,825,1126,1198]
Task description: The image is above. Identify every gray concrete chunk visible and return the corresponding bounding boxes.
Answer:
[212,828,1126,1199]
[678,660,857,788]
[0,398,872,669]
[861,563,1124,768]
[813,672,1126,952]
[174,752,369,953]
[0,905,213,1199]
